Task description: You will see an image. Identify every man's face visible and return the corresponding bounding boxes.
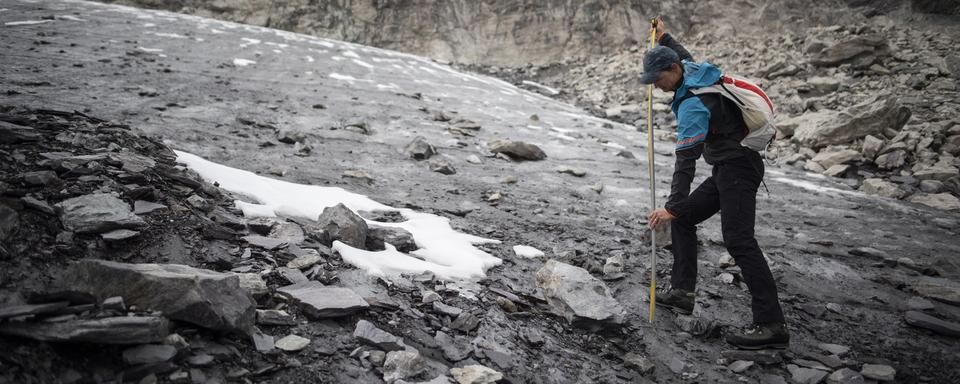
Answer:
[653,63,682,93]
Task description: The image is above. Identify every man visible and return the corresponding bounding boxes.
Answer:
[641,18,789,350]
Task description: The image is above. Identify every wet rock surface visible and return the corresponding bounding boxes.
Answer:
[0,1,958,383]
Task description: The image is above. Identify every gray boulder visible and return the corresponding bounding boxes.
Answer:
[56,193,147,234]
[354,319,404,351]
[277,281,368,318]
[488,139,547,161]
[909,193,960,211]
[316,203,368,248]
[405,136,436,160]
[810,35,889,68]
[812,149,861,169]
[904,310,960,337]
[61,260,255,334]
[793,96,910,149]
[383,350,426,383]
[860,179,907,199]
[534,259,624,327]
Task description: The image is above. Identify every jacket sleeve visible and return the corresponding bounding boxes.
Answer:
[659,33,694,62]
[664,97,710,218]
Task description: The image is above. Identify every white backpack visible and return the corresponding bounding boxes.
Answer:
[689,75,777,151]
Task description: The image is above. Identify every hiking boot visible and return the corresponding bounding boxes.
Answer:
[725,322,790,350]
[655,289,695,315]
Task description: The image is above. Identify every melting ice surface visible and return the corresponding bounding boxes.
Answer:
[175,151,502,280]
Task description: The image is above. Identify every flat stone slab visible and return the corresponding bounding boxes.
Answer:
[904,310,960,337]
[276,282,368,318]
[61,259,255,334]
[0,316,169,344]
[56,193,147,234]
[242,235,287,250]
[912,282,960,305]
[275,334,310,352]
[122,344,177,365]
[721,349,783,365]
[0,301,69,320]
[353,319,404,351]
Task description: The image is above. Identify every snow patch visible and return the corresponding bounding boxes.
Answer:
[137,47,163,53]
[233,58,256,67]
[175,151,501,280]
[4,20,52,26]
[341,50,360,58]
[513,245,544,258]
[352,59,374,69]
[153,32,187,39]
[57,15,85,21]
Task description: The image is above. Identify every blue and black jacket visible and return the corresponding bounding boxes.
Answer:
[659,33,753,218]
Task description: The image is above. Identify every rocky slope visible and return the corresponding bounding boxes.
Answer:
[2,1,960,384]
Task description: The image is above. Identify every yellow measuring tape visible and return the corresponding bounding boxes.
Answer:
[647,18,658,324]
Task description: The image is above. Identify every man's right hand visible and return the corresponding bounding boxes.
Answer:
[651,16,665,43]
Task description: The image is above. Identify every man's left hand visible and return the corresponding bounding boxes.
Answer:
[647,208,676,229]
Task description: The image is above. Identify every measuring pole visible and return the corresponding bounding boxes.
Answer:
[646,18,658,324]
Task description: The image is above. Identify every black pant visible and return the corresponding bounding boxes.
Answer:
[670,152,785,324]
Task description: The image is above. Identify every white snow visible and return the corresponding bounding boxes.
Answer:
[232,58,256,67]
[603,142,627,150]
[153,32,187,39]
[521,80,559,95]
[342,50,360,58]
[352,59,374,69]
[137,47,163,53]
[209,28,225,34]
[175,151,501,280]
[4,20,52,26]
[512,245,544,258]
[771,177,857,196]
[57,15,85,21]
[330,73,372,83]
[143,23,156,27]
[305,55,314,63]
[240,37,260,47]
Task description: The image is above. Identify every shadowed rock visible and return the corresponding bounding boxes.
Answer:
[277,281,368,318]
[488,140,547,161]
[56,193,147,234]
[60,260,255,334]
[316,203,368,249]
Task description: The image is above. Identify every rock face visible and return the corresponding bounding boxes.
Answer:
[0,316,169,344]
[792,96,910,148]
[904,310,960,337]
[277,281,369,318]
[405,136,436,160]
[316,203,368,248]
[488,140,547,161]
[353,319,405,351]
[55,193,147,234]
[809,35,889,68]
[60,260,256,334]
[534,259,624,327]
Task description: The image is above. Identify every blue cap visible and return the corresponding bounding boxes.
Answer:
[639,46,680,84]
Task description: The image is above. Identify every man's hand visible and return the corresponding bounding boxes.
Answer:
[647,208,676,229]
[651,16,665,43]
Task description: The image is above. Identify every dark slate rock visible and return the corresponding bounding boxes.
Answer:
[488,139,547,161]
[122,344,177,365]
[56,193,147,234]
[61,260,256,334]
[316,203,368,249]
[366,226,417,253]
[242,235,287,250]
[21,196,56,215]
[277,281,368,318]
[0,301,69,320]
[904,310,960,337]
[405,136,436,160]
[22,170,61,187]
[0,121,41,144]
[353,319,404,351]
[721,349,783,364]
[0,316,169,344]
